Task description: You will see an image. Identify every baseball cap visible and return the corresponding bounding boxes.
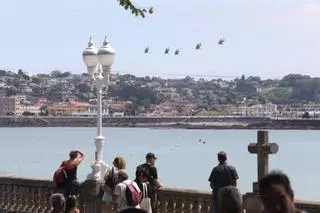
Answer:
[146,152,157,159]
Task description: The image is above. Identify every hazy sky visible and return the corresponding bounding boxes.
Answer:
[1,0,320,79]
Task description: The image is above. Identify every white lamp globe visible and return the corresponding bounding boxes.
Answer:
[82,37,98,68]
[98,36,116,68]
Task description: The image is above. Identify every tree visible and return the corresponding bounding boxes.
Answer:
[50,70,62,78]
[302,111,310,118]
[118,0,154,18]
[18,69,23,76]
[31,77,41,84]
[125,103,139,116]
[61,72,72,78]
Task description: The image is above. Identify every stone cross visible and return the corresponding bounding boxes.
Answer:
[248,130,279,192]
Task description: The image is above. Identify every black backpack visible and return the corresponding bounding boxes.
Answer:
[105,167,116,190]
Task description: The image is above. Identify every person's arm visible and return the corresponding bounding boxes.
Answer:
[230,167,239,186]
[150,167,163,188]
[208,168,216,190]
[114,184,121,205]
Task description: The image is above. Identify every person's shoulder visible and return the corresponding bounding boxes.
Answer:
[141,163,151,168]
[132,181,140,187]
[212,165,220,171]
[116,181,125,187]
[226,164,237,171]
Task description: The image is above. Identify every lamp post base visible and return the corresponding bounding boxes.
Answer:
[86,135,109,181]
[86,160,109,181]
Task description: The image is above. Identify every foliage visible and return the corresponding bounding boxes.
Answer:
[118,0,154,18]
[6,67,320,109]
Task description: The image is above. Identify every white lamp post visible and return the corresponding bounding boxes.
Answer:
[82,36,116,181]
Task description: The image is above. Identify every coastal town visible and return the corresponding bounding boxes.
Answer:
[0,69,319,118]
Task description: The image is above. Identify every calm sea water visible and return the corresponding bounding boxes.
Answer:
[0,128,318,200]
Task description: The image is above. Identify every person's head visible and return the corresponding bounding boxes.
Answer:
[113,156,126,169]
[218,186,243,213]
[218,151,227,164]
[118,169,129,182]
[120,208,147,213]
[65,195,77,213]
[145,152,157,166]
[69,150,78,160]
[51,193,66,212]
[259,171,295,213]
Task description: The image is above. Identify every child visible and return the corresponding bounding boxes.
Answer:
[64,195,80,213]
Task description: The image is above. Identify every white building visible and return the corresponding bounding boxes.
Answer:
[246,103,278,117]
[20,105,41,115]
[71,105,109,117]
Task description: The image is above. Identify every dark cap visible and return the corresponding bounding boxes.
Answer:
[146,152,157,159]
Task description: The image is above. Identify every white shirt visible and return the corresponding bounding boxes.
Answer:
[103,167,120,196]
[114,179,141,212]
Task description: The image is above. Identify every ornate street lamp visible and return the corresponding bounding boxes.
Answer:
[82,36,116,181]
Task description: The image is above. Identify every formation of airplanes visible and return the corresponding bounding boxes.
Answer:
[144,38,225,55]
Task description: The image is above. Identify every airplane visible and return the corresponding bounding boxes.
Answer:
[218,38,225,45]
[195,43,202,50]
[144,47,149,53]
[165,48,170,54]
[175,49,180,55]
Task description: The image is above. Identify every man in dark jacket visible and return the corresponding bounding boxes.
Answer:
[208,151,239,213]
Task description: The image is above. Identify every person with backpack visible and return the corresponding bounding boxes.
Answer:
[135,153,163,212]
[114,170,142,212]
[53,149,84,197]
[208,151,239,213]
[102,156,126,202]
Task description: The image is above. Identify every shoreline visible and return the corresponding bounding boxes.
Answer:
[0,116,319,129]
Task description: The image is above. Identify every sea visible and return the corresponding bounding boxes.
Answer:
[0,127,318,200]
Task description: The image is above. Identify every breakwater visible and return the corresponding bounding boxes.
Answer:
[0,116,319,129]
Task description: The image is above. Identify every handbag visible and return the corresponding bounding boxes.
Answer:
[102,191,113,202]
[140,183,152,213]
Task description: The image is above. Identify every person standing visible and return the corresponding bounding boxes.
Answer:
[103,156,126,201]
[208,151,239,213]
[114,170,141,212]
[57,149,84,197]
[135,153,163,212]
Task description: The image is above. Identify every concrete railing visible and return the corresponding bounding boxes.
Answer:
[0,176,320,213]
[157,188,212,213]
[0,176,55,213]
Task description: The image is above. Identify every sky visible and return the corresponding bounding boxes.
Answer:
[1,0,320,79]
